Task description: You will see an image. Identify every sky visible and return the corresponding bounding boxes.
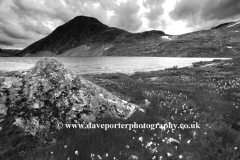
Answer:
[0,0,240,49]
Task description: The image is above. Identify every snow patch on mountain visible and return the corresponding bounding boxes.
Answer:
[162,36,172,41]
[228,21,240,28]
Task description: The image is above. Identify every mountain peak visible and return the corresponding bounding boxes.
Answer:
[18,16,240,57]
[52,15,108,36]
[72,15,102,22]
[65,15,106,27]
[19,16,119,56]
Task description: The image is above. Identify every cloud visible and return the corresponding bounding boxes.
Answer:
[20,20,52,35]
[110,0,142,31]
[11,0,52,18]
[0,17,46,48]
[10,0,114,27]
[170,0,240,28]
[0,26,41,49]
[0,23,31,40]
[0,39,14,47]
[0,0,4,6]
[143,0,165,29]
[202,0,240,20]
[0,0,147,48]
[0,34,28,48]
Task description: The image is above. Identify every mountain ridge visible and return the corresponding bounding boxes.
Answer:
[0,48,21,57]
[18,16,129,56]
[17,16,240,57]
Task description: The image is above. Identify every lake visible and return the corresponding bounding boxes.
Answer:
[0,57,231,75]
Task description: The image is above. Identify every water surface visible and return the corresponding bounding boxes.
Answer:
[0,57,231,75]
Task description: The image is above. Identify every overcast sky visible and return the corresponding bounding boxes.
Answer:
[0,0,240,49]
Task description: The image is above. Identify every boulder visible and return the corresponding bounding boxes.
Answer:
[0,104,7,120]
[129,155,139,160]
[0,57,139,138]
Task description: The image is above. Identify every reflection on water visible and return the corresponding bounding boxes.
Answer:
[0,57,231,75]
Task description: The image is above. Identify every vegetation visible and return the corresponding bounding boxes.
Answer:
[2,58,240,160]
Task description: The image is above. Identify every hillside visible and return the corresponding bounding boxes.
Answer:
[17,16,240,57]
[0,48,21,57]
[2,57,240,159]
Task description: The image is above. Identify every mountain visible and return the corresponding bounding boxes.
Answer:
[0,48,21,57]
[17,16,166,57]
[211,20,240,30]
[17,16,240,57]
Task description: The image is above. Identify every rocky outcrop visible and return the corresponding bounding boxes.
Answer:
[0,58,138,140]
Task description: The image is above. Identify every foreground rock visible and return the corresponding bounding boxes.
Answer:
[0,58,139,156]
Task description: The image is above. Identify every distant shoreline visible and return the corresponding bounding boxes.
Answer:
[0,57,232,75]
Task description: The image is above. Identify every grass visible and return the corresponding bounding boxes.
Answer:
[2,58,240,160]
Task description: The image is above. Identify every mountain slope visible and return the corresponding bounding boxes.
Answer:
[17,16,240,57]
[102,20,240,57]
[0,48,21,57]
[18,16,129,56]
[17,16,167,57]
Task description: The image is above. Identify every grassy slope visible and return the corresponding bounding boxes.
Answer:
[5,58,240,160]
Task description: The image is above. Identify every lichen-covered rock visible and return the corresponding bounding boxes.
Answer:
[0,104,7,120]
[0,58,139,139]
